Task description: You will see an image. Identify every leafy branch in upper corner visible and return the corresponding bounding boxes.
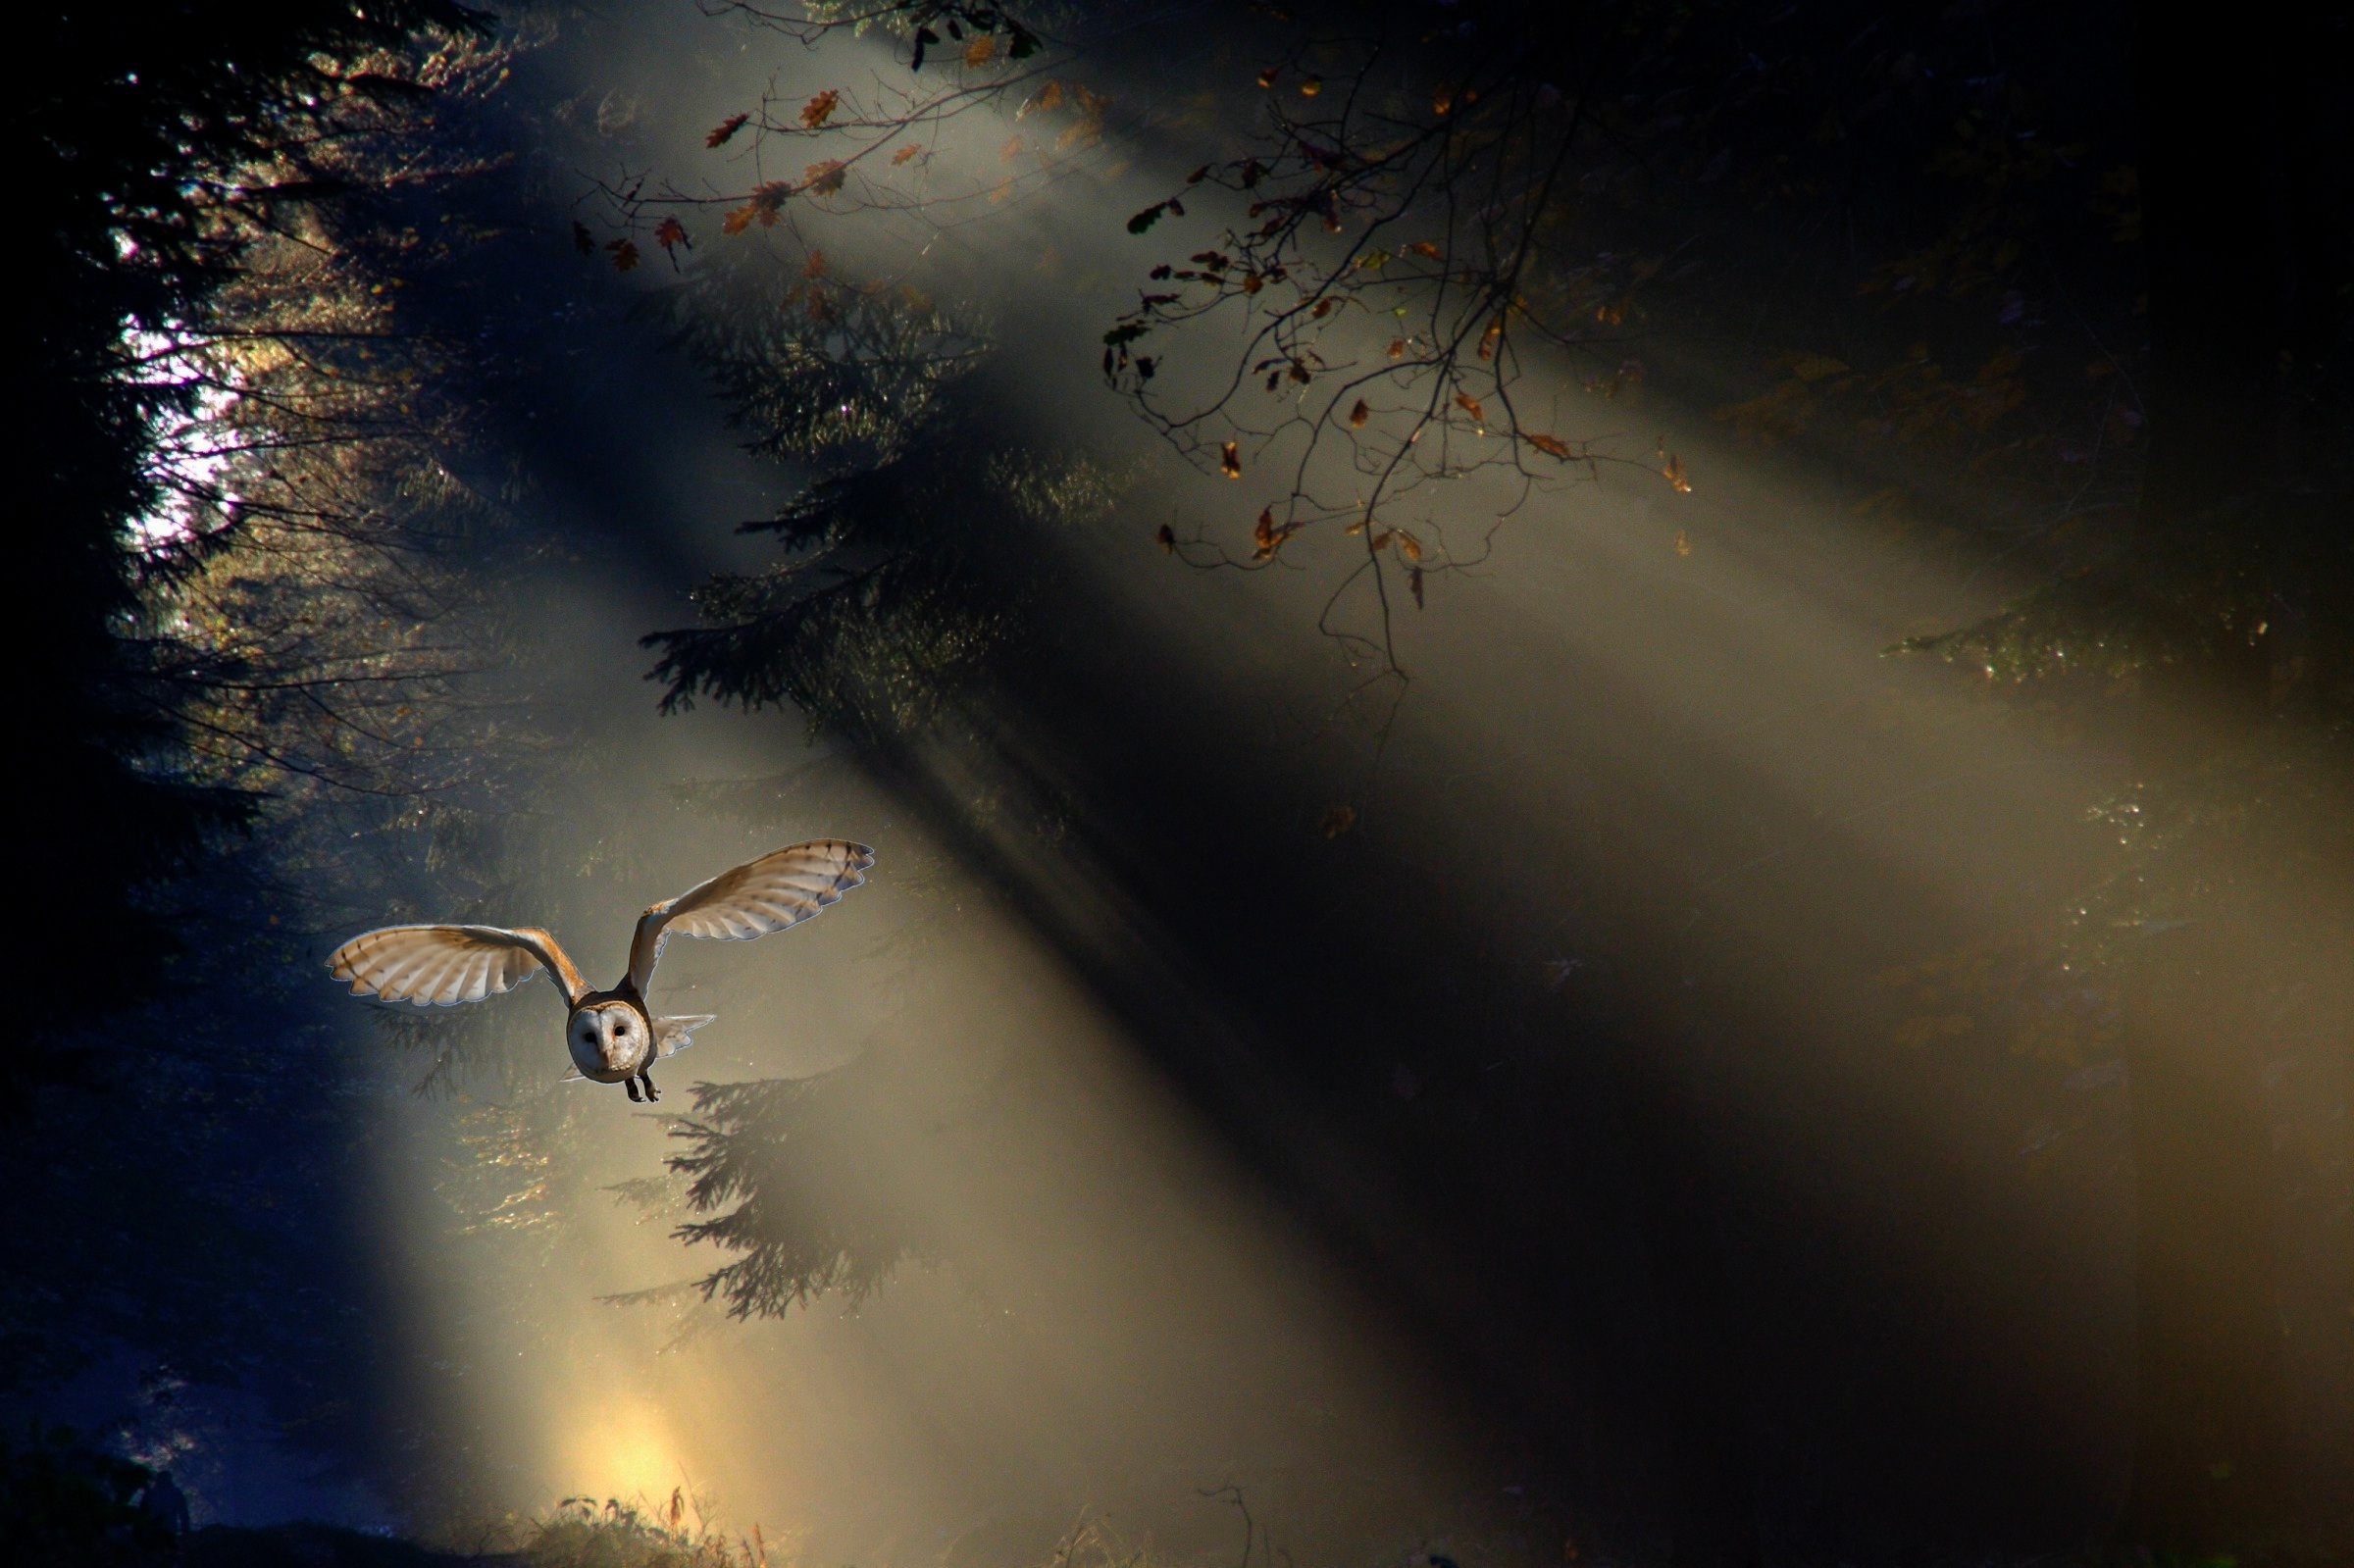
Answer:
[1103,3,1697,674]
[581,0,1103,261]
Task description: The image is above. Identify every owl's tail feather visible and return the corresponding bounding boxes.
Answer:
[654,1015,718,1058]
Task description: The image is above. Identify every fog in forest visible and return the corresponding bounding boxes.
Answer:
[18,4,2350,1566]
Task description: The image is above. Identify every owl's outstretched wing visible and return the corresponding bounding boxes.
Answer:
[627,840,875,995]
[328,925,588,1009]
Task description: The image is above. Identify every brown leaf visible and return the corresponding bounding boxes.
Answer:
[802,247,826,278]
[1455,391,1485,424]
[892,142,922,166]
[964,33,997,68]
[653,216,689,251]
[1300,76,1322,96]
[1408,565,1425,608]
[799,89,840,129]
[605,237,640,272]
[721,204,755,235]
[1663,452,1691,492]
[1220,441,1242,479]
[1406,240,1443,261]
[1256,65,1279,88]
[1674,528,1693,557]
[1254,506,1277,548]
[571,220,595,254]
[999,134,1026,161]
[705,113,749,148]
[1397,530,1423,562]
[1155,523,1176,553]
[803,161,846,197]
[1524,431,1569,458]
[1432,85,1455,116]
[1478,318,1503,360]
[1348,398,1370,428]
[1387,339,1406,359]
[1319,805,1357,839]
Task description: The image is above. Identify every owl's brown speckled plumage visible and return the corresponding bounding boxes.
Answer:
[328,840,874,1102]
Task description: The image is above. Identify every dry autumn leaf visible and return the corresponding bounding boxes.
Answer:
[605,237,639,272]
[1663,452,1691,492]
[1300,76,1322,96]
[1348,398,1370,428]
[1408,565,1425,608]
[1220,441,1242,479]
[1397,530,1424,562]
[803,161,846,196]
[1674,529,1693,557]
[705,113,750,148]
[653,216,689,251]
[1406,240,1443,261]
[799,89,839,128]
[1155,523,1176,553]
[964,33,996,68]
[892,142,922,165]
[1387,339,1406,359]
[1524,431,1570,458]
[1456,391,1485,424]
[1256,65,1279,88]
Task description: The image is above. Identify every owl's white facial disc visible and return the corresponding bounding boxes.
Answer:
[569,1006,644,1076]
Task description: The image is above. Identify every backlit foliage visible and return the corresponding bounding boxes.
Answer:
[642,247,1121,737]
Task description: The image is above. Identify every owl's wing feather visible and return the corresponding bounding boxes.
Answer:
[627,840,875,995]
[329,924,588,1009]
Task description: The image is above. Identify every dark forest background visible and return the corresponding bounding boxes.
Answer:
[15,2,2350,1564]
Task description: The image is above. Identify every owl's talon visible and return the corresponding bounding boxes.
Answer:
[625,1078,643,1103]
[640,1070,660,1102]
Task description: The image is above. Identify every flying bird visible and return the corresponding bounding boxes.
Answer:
[326,840,875,1102]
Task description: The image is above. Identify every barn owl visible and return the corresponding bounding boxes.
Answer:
[326,840,875,1101]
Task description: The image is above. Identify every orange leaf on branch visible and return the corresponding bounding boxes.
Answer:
[1455,391,1485,424]
[1663,452,1691,492]
[1396,531,1424,562]
[1524,431,1570,458]
[653,216,689,252]
[964,34,996,68]
[705,113,749,148]
[1408,566,1425,608]
[892,142,922,165]
[1348,399,1370,428]
[803,161,846,197]
[1219,441,1242,479]
[1406,240,1443,261]
[604,237,640,272]
[1155,523,1176,554]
